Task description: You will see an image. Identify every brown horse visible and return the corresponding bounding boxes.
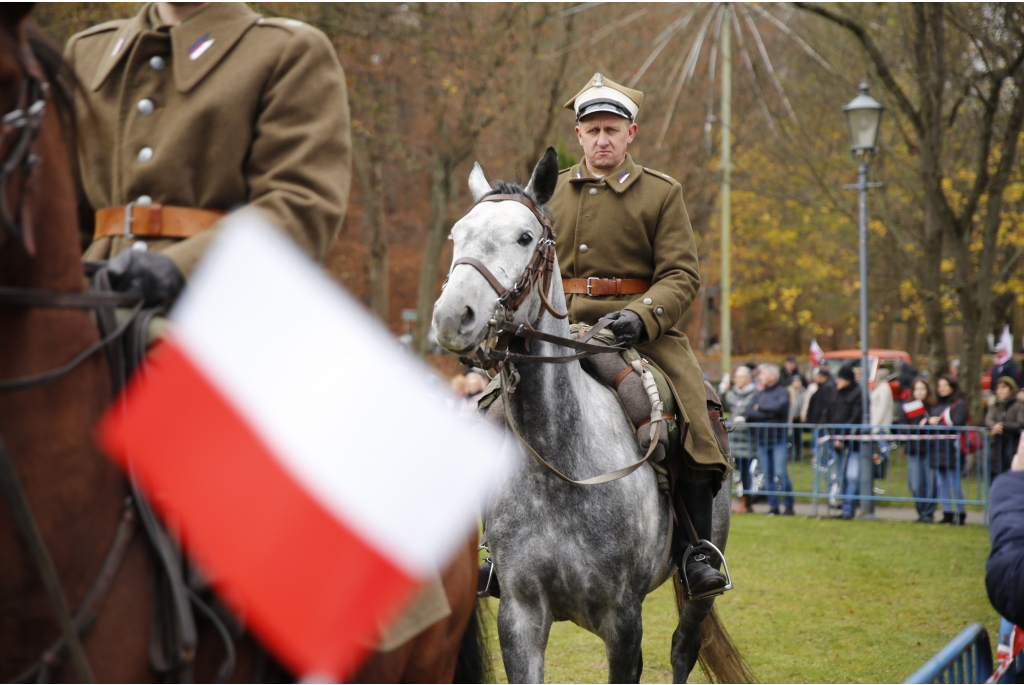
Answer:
[0,9,486,683]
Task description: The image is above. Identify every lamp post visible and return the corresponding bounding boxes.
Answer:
[843,81,884,518]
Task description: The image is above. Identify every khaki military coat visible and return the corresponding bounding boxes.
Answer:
[67,2,351,277]
[549,154,729,485]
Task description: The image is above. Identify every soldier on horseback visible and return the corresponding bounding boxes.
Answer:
[65,1,351,304]
[550,73,731,597]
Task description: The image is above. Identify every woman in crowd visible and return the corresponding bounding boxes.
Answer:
[724,366,758,513]
[925,375,968,525]
[896,378,938,523]
[984,376,1023,480]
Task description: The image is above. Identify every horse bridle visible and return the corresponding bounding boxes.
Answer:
[451,193,623,374]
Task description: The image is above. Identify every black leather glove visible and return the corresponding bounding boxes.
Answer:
[605,309,645,346]
[105,249,185,308]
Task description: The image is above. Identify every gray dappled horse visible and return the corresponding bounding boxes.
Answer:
[432,149,750,684]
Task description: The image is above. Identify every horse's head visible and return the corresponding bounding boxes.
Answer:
[433,148,560,356]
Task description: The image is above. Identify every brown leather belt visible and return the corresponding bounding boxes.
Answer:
[93,204,226,240]
[563,277,651,296]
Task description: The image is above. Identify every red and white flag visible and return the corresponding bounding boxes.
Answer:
[809,339,824,368]
[995,324,1013,365]
[902,399,926,419]
[99,211,505,680]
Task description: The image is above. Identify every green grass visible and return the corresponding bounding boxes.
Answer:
[479,515,998,683]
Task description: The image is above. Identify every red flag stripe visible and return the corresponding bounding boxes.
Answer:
[98,341,417,678]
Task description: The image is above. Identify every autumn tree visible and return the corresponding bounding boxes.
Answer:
[798,2,1024,417]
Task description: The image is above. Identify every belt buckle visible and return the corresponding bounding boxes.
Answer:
[122,201,136,237]
[586,276,599,296]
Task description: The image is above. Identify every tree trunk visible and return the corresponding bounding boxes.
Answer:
[412,162,452,356]
[367,160,389,324]
[352,138,390,324]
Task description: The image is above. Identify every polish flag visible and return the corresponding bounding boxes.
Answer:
[809,339,824,368]
[902,399,926,419]
[98,211,504,680]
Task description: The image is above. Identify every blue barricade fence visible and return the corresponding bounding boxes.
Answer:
[728,422,1008,521]
[905,619,1022,683]
[904,623,993,683]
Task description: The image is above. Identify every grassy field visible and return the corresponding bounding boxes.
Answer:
[479,515,998,683]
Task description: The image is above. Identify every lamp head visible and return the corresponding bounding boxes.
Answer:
[843,81,884,161]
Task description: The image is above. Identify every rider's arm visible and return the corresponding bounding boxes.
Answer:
[162,26,352,277]
[624,181,700,344]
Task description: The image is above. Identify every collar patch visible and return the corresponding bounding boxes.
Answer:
[188,33,214,60]
[111,36,126,56]
[618,171,630,184]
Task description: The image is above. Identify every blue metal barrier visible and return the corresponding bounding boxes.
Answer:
[904,624,993,683]
[728,422,1001,522]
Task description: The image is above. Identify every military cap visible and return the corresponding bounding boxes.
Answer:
[564,73,644,122]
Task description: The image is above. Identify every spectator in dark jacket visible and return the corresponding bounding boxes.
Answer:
[986,437,1024,627]
[805,367,836,424]
[746,364,793,516]
[928,375,969,525]
[896,378,937,522]
[985,376,1023,481]
[779,355,806,389]
[831,363,868,519]
[990,342,1019,392]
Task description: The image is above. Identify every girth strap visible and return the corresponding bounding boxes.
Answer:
[0,286,142,309]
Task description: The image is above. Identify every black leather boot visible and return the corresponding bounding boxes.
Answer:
[674,479,728,598]
[940,512,955,524]
[956,512,967,526]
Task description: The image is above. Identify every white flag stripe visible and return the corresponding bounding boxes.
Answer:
[172,211,504,577]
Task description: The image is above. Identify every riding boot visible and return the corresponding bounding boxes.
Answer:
[673,479,728,597]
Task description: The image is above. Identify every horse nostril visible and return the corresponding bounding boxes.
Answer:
[459,306,475,335]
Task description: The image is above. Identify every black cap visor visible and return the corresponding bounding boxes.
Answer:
[576,98,633,122]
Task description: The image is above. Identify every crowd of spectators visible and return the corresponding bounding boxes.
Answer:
[719,350,1023,524]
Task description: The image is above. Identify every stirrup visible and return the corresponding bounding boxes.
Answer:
[680,540,733,601]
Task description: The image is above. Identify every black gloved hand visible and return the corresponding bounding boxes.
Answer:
[605,309,645,346]
[105,249,185,308]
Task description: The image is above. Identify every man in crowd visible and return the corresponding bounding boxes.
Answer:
[831,363,868,520]
[779,355,805,388]
[549,73,731,595]
[67,2,351,304]
[744,364,793,516]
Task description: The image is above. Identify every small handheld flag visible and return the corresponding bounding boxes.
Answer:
[902,399,926,420]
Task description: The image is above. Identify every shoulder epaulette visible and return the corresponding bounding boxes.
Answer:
[255,16,309,32]
[642,167,678,184]
[74,19,126,39]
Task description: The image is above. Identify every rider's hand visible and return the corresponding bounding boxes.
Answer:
[105,249,185,308]
[605,309,645,346]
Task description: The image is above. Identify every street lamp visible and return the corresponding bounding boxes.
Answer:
[843,80,884,518]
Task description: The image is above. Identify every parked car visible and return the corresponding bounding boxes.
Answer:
[820,349,917,400]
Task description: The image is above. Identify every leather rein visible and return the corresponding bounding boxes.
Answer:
[452,193,664,486]
[0,41,147,685]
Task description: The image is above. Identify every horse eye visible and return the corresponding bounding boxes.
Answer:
[517,232,533,246]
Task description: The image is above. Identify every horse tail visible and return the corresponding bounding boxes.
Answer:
[452,599,493,684]
[672,575,756,684]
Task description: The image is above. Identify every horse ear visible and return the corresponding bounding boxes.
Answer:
[525,147,559,206]
[468,162,491,203]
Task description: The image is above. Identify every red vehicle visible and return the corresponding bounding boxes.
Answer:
[820,349,917,400]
